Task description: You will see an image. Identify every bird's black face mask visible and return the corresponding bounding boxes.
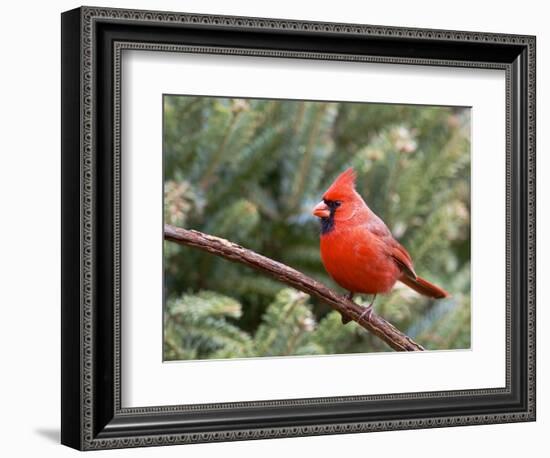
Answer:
[320,199,341,235]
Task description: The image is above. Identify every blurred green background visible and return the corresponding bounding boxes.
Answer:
[163,95,471,361]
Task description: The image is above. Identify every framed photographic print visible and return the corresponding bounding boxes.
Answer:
[61,6,536,450]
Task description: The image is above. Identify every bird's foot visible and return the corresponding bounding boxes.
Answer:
[341,292,355,324]
[358,304,374,322]
[358,295,376,321]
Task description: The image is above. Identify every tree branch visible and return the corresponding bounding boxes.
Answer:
[164,224,424,352]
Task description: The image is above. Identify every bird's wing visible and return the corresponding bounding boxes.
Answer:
[390,241,417,280]
[365,217,417,280]
[365,213,392,238]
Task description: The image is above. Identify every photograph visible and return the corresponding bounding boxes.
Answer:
[162,95,471,361]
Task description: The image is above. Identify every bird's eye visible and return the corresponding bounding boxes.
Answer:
[323,199,342,209]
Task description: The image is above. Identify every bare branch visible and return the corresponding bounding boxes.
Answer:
[164,224,424,352]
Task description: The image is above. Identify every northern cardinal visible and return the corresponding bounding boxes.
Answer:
[312,168,449,322]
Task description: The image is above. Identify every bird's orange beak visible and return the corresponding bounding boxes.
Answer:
[312,201,330,219]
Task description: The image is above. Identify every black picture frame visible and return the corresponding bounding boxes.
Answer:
[61,6,536,450]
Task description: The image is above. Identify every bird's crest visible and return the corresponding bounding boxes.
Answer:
[323,167,357,200]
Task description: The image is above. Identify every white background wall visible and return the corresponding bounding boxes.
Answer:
[0,0,546,456]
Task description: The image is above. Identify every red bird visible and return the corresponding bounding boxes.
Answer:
[312,168,449,322]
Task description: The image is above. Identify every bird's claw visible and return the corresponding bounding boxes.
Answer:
[358,304,374,322]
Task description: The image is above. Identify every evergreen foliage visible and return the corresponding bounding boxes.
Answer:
[163,95,471,359]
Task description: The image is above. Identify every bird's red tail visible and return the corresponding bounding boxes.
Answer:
[399,275,449,299]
